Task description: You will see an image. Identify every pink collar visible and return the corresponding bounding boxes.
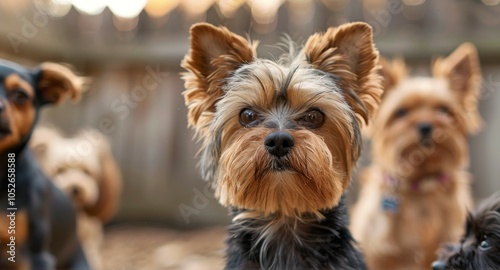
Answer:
[383,173,450,192]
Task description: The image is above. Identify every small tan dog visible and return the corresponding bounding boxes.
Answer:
[30,127,122,270]
[351,43,482,270]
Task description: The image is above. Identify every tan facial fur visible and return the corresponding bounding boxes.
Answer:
[0,62,86,152]
[182,23,382,217]
[212,63,361,217]
[0,75,35,152]
[373,43,482,179]
[374,78,469,178]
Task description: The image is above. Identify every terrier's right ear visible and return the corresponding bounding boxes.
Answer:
[303,22,382,125]
[379,57,408,96]
[432,43,482,134]
[181,23,256,137]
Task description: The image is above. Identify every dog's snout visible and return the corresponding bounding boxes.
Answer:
[71,187,80,197]
[0,100,4,113]
[264,131,294,157]
[418,123,433,137]
[431,260,446,270]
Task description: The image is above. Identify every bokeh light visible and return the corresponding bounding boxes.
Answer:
[71,0,107,15]
[34,0,72,17]
[145,0,181,18]
[108,0,147,19]
[113,15,140,31]
[249,0,283,24]
[482,0,500,6]
[181,0,215,16]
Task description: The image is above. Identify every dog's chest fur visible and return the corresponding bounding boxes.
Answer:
[226,196,365,270]
[352,166,472,269]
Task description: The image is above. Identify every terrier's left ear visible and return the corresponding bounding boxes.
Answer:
[304,22,382,124]
[379,57,408,96]
[182,23,257,137]
[433,43,482,133]
[37,63,87,105]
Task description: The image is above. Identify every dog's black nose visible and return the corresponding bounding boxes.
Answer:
[72,187,80,197]
[264,131,294,157]
[418,123,433,137]
[431,260,446,270]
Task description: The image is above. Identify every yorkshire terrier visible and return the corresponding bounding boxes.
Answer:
[30,126,122,270]
[181,22,382,269]
[432,191,500,270]
[351,43,482,270]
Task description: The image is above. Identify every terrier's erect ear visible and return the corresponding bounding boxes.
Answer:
[304,22,382,124]
[37,63,87,105]
[182,23,256,136]
[432,43,482,133]
[379,57,408,95]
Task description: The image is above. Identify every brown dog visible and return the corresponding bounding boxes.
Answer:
[30,127,122,270]
[351,43,482,270]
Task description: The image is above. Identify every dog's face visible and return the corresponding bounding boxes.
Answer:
[30,127,122,221]
[433,192,500,270]
[182,23,382,216]
[30,128,101,208]
[372,44,482,178]
[0,60,84,153]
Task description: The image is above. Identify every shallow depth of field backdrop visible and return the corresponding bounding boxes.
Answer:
[1,0,499,268]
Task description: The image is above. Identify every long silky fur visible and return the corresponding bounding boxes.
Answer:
[226,196,366,270]
[436,192,500,269]
[181,22,382,270]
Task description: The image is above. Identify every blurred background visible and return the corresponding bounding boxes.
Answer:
[1,0,499,269]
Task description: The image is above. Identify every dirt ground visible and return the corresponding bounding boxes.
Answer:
[101,225,226,270]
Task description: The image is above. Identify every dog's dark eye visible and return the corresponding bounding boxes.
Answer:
[82,168,92,176]
[9,89,30,105]
[299,109,325,128]
[438,106,450,115]
[56,167,66,175]
[395,108,408,118]
[479,238,491,251]
[239,109,260,127]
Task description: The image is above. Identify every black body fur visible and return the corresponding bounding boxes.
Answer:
[1,150,88,269]
[433,192,500,270]
[226,196,366,270]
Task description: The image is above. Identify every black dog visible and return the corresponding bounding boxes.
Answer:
[432,191,500,270]
[0,60,89,269]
